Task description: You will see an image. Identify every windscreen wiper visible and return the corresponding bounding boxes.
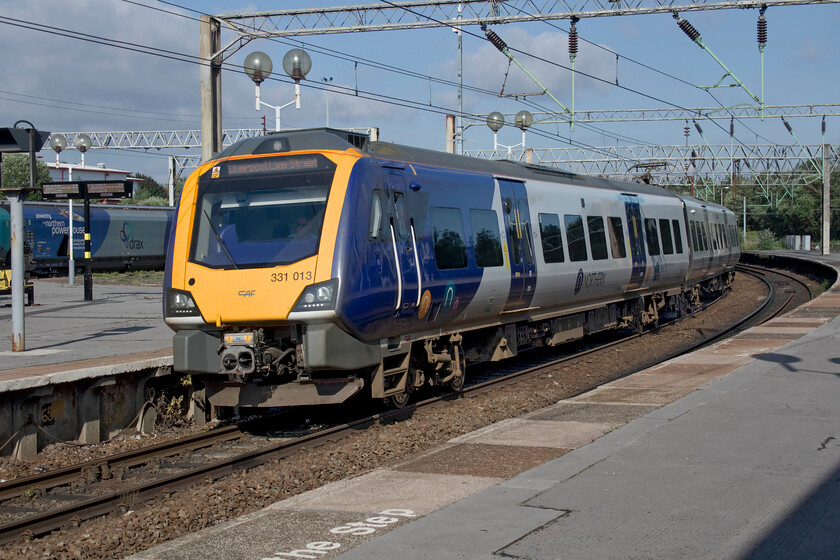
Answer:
[203,209,238,270]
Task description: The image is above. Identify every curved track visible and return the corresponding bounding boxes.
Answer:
[0,263,816,545]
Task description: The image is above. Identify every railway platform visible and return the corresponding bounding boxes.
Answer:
[128,250,840,560]
[0,277,171,371]
[0,278,173,459]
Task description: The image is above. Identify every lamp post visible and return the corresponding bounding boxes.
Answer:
[322,76,333,127]
[244,49,311,132]
[50,133,91,285]
[487,110,533,158]
[486,112,504,151]
[73,134,94,301]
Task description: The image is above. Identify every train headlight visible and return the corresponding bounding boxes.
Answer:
[166,288,202,317]
[292,279,338,311]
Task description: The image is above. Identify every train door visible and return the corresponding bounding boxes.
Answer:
[386,171,421,317]
[622,194,647,290]
[498,179,537,311]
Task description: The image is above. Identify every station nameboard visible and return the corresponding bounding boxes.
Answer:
[86,181,133,199]
[41,180,132,201]
[42,182,83,200]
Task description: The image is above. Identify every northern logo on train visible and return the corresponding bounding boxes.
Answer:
[119,222,144,250]
[574,268,585,295]
[575,268,607,294]
[418,290,432,319]
[442,281,457,313]
[653,262,661,282]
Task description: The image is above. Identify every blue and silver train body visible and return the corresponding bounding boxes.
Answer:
[164,129,739,411]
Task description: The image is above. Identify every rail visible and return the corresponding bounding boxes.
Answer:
[0,263,815,545]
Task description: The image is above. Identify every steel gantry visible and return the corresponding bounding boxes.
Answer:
[214,0,840,37]
[490,104,840,124]
[200,0,840,160]
[55,128,836,208]
[465,143,838,206]
[52,129,263,151]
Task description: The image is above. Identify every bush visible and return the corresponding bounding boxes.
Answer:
[757,229,779,250]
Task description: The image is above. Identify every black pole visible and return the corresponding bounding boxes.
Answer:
[28,128,36,192]
[83,187,93,301]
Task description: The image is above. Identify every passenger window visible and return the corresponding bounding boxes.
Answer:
[505,198,522,266]
[518,200,534,265]
[539,213,565,263]
[659,218,674,255]
[607,216,626,259]
[369,190,383,239]
[672,219,683,254]
[469,209,503,267]
[564,214,588,262]
[644,218,661,256]
[587,216,609,260]
[393,192,409,240]
[430,207,468,270]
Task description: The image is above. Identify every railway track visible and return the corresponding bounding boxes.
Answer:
[0,263,816,546]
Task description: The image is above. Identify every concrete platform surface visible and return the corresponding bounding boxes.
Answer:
[333,309,840,559]
[0,278,172,376]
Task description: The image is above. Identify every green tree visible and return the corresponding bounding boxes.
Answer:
[131,173,167,201]
[0,153,52,201]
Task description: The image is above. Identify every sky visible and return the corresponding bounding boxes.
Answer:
[1,0,838,184]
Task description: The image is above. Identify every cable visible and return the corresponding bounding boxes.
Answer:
[515,1,701,90]
[0,90,202,123]
[122,0,658,146]
[381,1,768,151]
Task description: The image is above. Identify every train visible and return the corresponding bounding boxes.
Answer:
[163,128,740,413]
[0,201,174,276]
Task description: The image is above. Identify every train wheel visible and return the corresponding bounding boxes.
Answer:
[447,345,466,393]
[386,388,411,409]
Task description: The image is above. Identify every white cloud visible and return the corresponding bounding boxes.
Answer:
[0,0,198,132]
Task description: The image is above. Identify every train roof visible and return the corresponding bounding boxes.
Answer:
[213,128,723,206]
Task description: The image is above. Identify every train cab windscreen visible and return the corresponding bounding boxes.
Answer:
[189,154,336,269]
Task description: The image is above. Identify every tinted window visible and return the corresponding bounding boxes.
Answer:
[505,198,521,266]
[430,207,468,269]
[539,213,565,263]
[608,216,626,259]
[393,192,409,240]
[644,218,661,256]
[672,219,683,254]
[659,218,674,254]
[518,200,534,265]
[369,190,383,239]
[564,214,588,262]
[587,216,609,260]
[469,209,503,267]
[190,154,335,269]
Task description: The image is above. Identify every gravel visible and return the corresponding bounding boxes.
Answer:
[1,273,777,559]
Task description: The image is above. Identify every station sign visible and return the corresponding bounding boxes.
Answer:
[41,180,132,201]
[86,181,133,199]
[42,182,83,199]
